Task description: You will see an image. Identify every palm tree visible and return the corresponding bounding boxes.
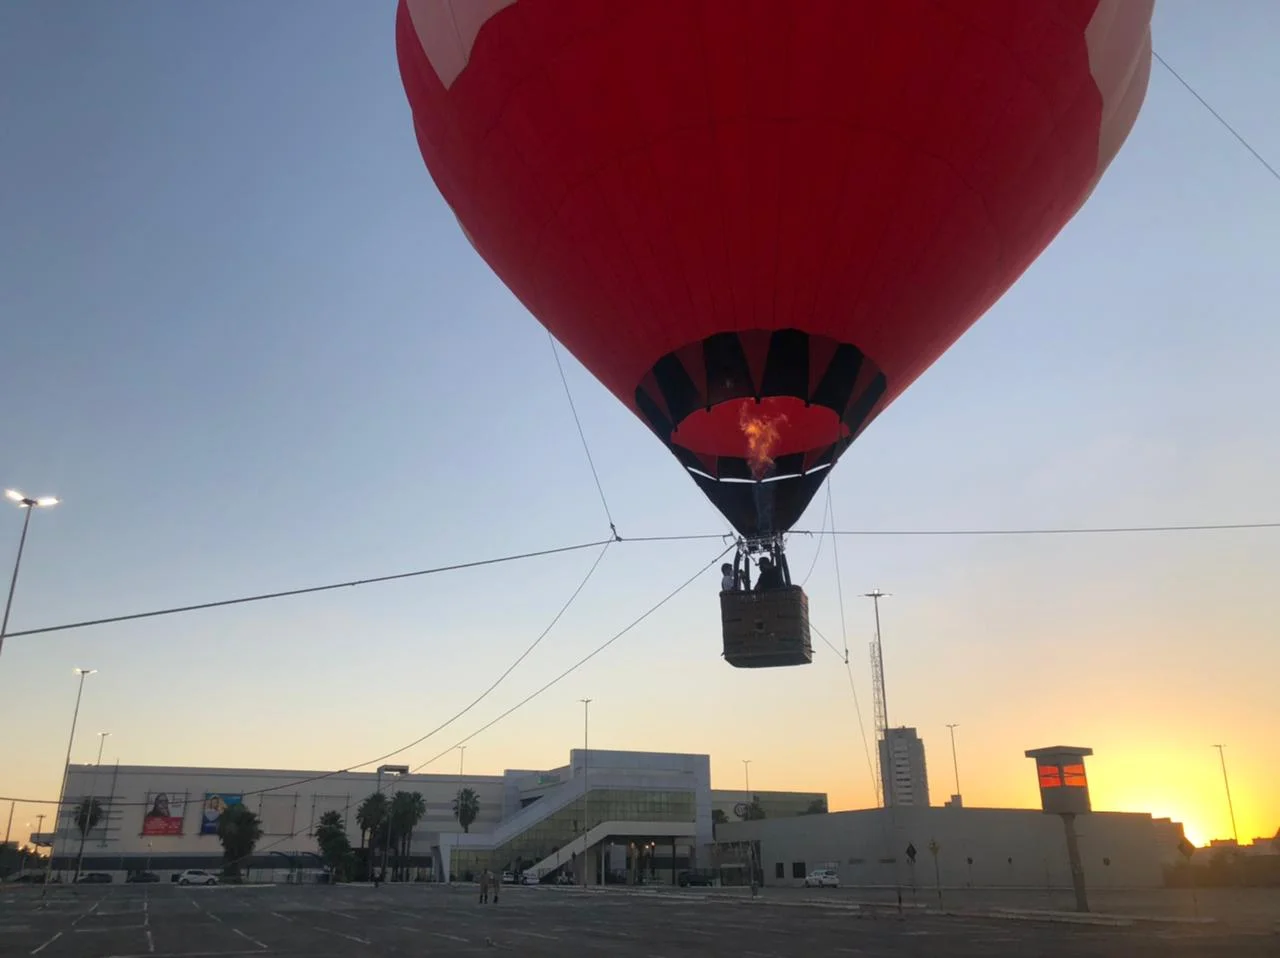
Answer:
[452,788,480,834]
[391,791,426,881]
[216,803,263,879]
[316,811,352,881]
[73,798,104,881]
[355,792,387,880]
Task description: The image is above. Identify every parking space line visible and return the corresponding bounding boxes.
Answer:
[72,901,102,926]
[431,932,470,944]
[146,929,155,953]
[268,912,294,923]
[30,931,63,955]
[231,928,268,950]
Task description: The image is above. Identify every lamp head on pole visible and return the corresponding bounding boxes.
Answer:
[5,490,59,508]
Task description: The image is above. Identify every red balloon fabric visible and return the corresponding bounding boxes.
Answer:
[397,0,1153,536]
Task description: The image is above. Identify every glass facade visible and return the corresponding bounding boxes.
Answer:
[450,787,695,880]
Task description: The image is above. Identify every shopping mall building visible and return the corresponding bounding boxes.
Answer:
[43,749,821,883]
[42,748,1185,888]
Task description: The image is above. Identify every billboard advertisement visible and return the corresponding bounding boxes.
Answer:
[200,793,243,835]
[141,791,187,836]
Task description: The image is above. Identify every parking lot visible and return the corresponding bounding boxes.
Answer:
[0,882,1273,958]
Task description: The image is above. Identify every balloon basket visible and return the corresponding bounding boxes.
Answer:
[720,586,813,668]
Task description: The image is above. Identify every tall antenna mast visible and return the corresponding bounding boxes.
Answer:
[865,589,892,807]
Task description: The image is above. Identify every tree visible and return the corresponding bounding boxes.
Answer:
[216,803,263,879]
[73,798,104,881]
[355,792,387,880]
[711,809,729,825]
[743,795,767,821]
[452,788,480,834]
[802,797,828,815]
[391,791,426,881]
[355,792,386,850]
[315,811,352,882]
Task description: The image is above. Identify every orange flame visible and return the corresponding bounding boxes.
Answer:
[739,405,788,480]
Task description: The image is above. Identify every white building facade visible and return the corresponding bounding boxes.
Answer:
[47,749,823,883]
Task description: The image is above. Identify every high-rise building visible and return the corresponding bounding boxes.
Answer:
[879,727,930,806]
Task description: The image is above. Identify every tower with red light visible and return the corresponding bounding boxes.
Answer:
[1026,746,1093,816]
[1025,745,1094,912]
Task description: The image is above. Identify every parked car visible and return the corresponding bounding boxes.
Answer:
[177,869,218,886]
[77,872,113,883]
[803,868,840,888]
[677,870,716,887]
[127,871,160,883]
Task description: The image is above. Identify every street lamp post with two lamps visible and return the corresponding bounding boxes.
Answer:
[1,489,59,662]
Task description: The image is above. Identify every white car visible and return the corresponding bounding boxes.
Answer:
[177,869,218,886]
[803,868,839,888]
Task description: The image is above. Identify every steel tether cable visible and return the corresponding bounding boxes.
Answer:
[2,538,613,640]
[547,331,620,540]
[1154,50,1280,185]
[409,542,736,773]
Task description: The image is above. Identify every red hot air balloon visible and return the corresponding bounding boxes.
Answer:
[396,0,1153,541]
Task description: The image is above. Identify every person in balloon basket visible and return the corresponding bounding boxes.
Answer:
[720,563,739,592]
[754,556,784,592]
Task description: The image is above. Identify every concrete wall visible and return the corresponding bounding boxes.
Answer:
[717,806,1165,890]
[57,763,509,866]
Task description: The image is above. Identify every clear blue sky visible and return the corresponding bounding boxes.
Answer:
[1,1,1277,846]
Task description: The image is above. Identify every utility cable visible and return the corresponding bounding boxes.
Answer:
[8,543,615,811]
[547,331,620,540]
[817,484,878,803]
[1154,50,1280,185]
[2,538,613,640]
[795,520,1280,537]
[160,540,734,870]
[409,542,736,773]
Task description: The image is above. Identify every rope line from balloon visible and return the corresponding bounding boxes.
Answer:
[1154,50,1280,185]
[408,540,736,774]
[1,538,615,640]
[547,330,621,541]
[818,480,879,806]
[213,540,730,874]
[1,541,728,823]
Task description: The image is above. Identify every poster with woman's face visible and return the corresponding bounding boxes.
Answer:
[200,793,243,834]
[141,791,186,835]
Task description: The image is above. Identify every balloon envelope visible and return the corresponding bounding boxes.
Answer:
[396,0,1153,536]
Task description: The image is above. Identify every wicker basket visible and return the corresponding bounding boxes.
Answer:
[720,586,813,668]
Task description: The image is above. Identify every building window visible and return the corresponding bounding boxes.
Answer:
[791,862,806,879]
[774,862,784,879]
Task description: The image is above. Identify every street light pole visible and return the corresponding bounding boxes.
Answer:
[458,746,466,776]
[579,698,591,887]
[1212,745,1239,844]
[1,489,59,662]
[742,760,752,799]
[376,764,408,883]
[77,732,112,881]
[95,732,111,767]
[946,724,962,803]
[46,667,95,891]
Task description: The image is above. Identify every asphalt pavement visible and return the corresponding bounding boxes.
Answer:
[0,882,1274,958]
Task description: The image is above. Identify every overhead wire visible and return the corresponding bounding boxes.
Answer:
[408,541,736,773]
[8,541,617,812]
[547,331,620,540]
[1154,50,1280,185]
[820,482,878,803]
[90,539,736,871]
[794,520,1280,537]
[2,538,614,640]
